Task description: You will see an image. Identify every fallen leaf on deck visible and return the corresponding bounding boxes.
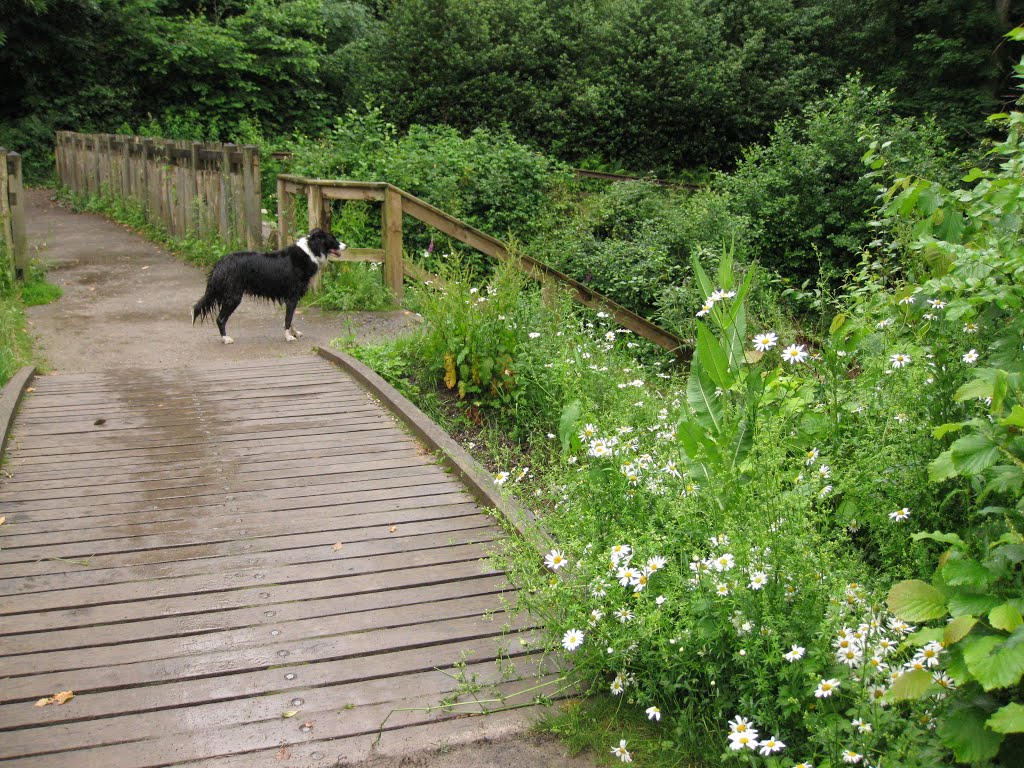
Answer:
[0,517,5,526]
[281,710,300,718]
[25,387,34,392]
[388,525,397,533]
[276,746,291,760]
[332,542,343,552]
[35,690,75,707]
[302,721,314,730]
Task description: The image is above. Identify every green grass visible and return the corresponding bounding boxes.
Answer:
[0,263,62,386]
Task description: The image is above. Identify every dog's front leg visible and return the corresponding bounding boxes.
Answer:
[284,300,302,341]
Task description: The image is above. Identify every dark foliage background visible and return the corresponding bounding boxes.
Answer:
[2,0,1021,180]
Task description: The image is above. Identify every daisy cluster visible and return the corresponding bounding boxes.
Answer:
[695,287,738,318]
[686,534,775,598]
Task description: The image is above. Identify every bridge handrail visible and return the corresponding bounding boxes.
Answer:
[276,174,689,357]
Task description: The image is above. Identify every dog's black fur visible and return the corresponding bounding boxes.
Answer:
[191,229,346,343]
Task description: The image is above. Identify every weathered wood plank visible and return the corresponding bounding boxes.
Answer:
[0,355,545,765]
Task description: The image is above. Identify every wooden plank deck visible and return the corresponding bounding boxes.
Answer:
[0,356,556,767]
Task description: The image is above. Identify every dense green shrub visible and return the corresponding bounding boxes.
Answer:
[284,109,574,264]
[534,180,750,335]
[718,78,966,282]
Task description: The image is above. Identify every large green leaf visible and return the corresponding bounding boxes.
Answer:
[929,449,958,482]
[937,704,1004,763]
[696,323,734,390]
[887,579,947,621]
[912,531,966,549]
[557,399,582,453]
[1000,404,1024,428]
[676,419,713,460]
[954,374,996,402]
[944,615,978,645]
[686,361,722,435]
[942,558,994,589]
[728,419,753,472]
[987,702,1024,734]
[989,602,1023,633]
[947,591,1003,617]
[690,253,715,302]
[884,669,935,702]
[963,634,1024,690]
[950,433,1001,476]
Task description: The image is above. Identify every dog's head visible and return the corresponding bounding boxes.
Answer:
[303,229,347,267]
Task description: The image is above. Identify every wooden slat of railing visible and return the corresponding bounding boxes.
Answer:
[395,185,688,355]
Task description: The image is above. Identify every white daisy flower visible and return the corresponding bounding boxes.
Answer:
[782,344,809,364]
[851,718,873,734]
[758,736,785,756]
[728,733,759,751]
[752,332,779,352]
[890,352,912,369]
[783,645,805,662]
[814,678,840,697]
[544,549,569,570]
[610,739,632,763]
[962,349,980,364]
[646,706,661,721]
[561,628,584,651]
[712,553,735,572]
[889,507,911,522]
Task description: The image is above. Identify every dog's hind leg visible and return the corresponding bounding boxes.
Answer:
[216,297,242,344]
[284,300,303,341]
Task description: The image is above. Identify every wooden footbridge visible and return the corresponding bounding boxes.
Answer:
[0,352,560,766]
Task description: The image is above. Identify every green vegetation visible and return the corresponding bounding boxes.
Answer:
[4,2,1024,764]
[1,1,1019,182]
[0,259,60,386]
[337,58,1024,766]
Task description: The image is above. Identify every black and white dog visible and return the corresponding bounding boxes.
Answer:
[191,229,346,344]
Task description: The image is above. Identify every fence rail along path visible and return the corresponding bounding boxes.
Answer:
[55,131,263,251]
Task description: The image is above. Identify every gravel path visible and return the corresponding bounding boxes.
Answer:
[23,188,421,373]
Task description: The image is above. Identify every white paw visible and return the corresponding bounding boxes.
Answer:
[289,327,304,338]
[285,331,298,342]
[222,335,234,345]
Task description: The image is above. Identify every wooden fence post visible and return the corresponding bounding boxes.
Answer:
[7,152,28,280]
[277,176,294,246]
[141,138,153,222]
[382,186,404,304]
[307,184,329,233]
[0,149,27,282]
[0,148,12,282]
[241,144,260,250]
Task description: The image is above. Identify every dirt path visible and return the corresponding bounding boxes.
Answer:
[17,188,601,767]
[23,188,421,373]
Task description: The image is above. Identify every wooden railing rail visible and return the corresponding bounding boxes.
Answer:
[0,148,28,282]
[277,174,689,356]
[55,131,263,251]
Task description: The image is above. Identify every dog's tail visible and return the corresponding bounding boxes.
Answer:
[191,291,218,326]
